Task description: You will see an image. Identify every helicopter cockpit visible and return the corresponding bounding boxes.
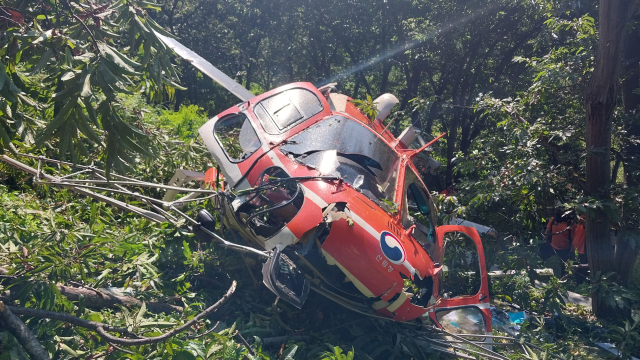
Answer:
[280,115,400,208]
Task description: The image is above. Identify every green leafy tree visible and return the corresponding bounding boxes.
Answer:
[0,0,184,172]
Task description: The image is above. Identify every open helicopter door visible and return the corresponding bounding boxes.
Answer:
[430,225,492,338]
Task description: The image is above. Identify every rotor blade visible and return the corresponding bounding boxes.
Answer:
[153,31,254,101]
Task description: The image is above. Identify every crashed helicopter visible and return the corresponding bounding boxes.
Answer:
[1,31,493,342]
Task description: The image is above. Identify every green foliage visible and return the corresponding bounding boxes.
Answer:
[2,0,640,358]
[158,105,209,142]
[590,272,637,311]
[319,345,355,360]
[0,0,184,173]
[606,314,640,360]
[350,95,379,122]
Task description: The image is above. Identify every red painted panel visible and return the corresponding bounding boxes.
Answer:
[286,197,323,239]
[393,302,430,322]
[321,218,401,297]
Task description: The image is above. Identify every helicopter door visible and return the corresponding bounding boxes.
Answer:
[430,225,491,336]
[198,112,263,189]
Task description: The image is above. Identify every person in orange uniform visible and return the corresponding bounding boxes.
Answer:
[571,215,588,284]
[544,208,573,277]
[440,181,456,197]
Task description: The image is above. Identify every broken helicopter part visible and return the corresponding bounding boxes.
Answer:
[1,30,495,350]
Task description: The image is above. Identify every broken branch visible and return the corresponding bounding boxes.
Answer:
[0,302,51,360]
[0,276,183,314]
[95,280,236,346]
[5,281,236,348]
[7,305,141,338]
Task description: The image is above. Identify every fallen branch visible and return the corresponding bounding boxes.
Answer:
[0,269,183,314]
[187,320,220,339]
[6,281,236,347]
[107,343,134,355]
[95,280,236,346]
[0,302,51,360]
[8,306,141,338]
[57,285,184,314]
[234,330,256,356]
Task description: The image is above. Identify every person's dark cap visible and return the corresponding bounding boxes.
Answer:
[446,180,455,187]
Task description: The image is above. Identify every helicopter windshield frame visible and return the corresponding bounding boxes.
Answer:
[280,115,400,205]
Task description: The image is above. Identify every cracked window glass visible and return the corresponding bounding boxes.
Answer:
[435,306,486,337]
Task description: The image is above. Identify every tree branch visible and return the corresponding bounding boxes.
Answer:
[5,280,236,348]
[0,302,51,360]
[234,330,256,356]
[7,306,142,338]
[1,283,183,314]
[95,280,236,346]
[61,0,100,53]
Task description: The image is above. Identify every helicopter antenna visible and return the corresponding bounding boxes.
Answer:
[153,31,255,101]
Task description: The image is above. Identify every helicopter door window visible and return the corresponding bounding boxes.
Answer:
[440,231,481,299]
[214,113,262,162]
[255,88,324,134]
[401,168,437,251]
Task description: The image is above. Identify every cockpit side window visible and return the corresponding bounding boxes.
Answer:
[254,88,324,134]
[402,167,437,253]
[214,113,262,162]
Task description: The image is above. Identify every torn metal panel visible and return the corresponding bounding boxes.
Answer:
[280,115,401,204]
[163,169,206,203]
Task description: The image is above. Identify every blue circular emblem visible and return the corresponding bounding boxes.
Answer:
[380,231,406,265]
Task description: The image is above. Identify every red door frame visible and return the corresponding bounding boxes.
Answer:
[430,225,492,333]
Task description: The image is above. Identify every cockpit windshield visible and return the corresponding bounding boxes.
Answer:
[280,116,400,205]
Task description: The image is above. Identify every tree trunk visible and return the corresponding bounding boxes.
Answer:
[174,87,184,112]
[621,25,640,187]
[245,37,263,92]
[380,62,392,94]
[352,77,361,100]
[460,120,472,155]
[445,112,459,183]
[583,0,636,318]
[616,22,640,286]
[395,65,421,135]
[425,101,440,135]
